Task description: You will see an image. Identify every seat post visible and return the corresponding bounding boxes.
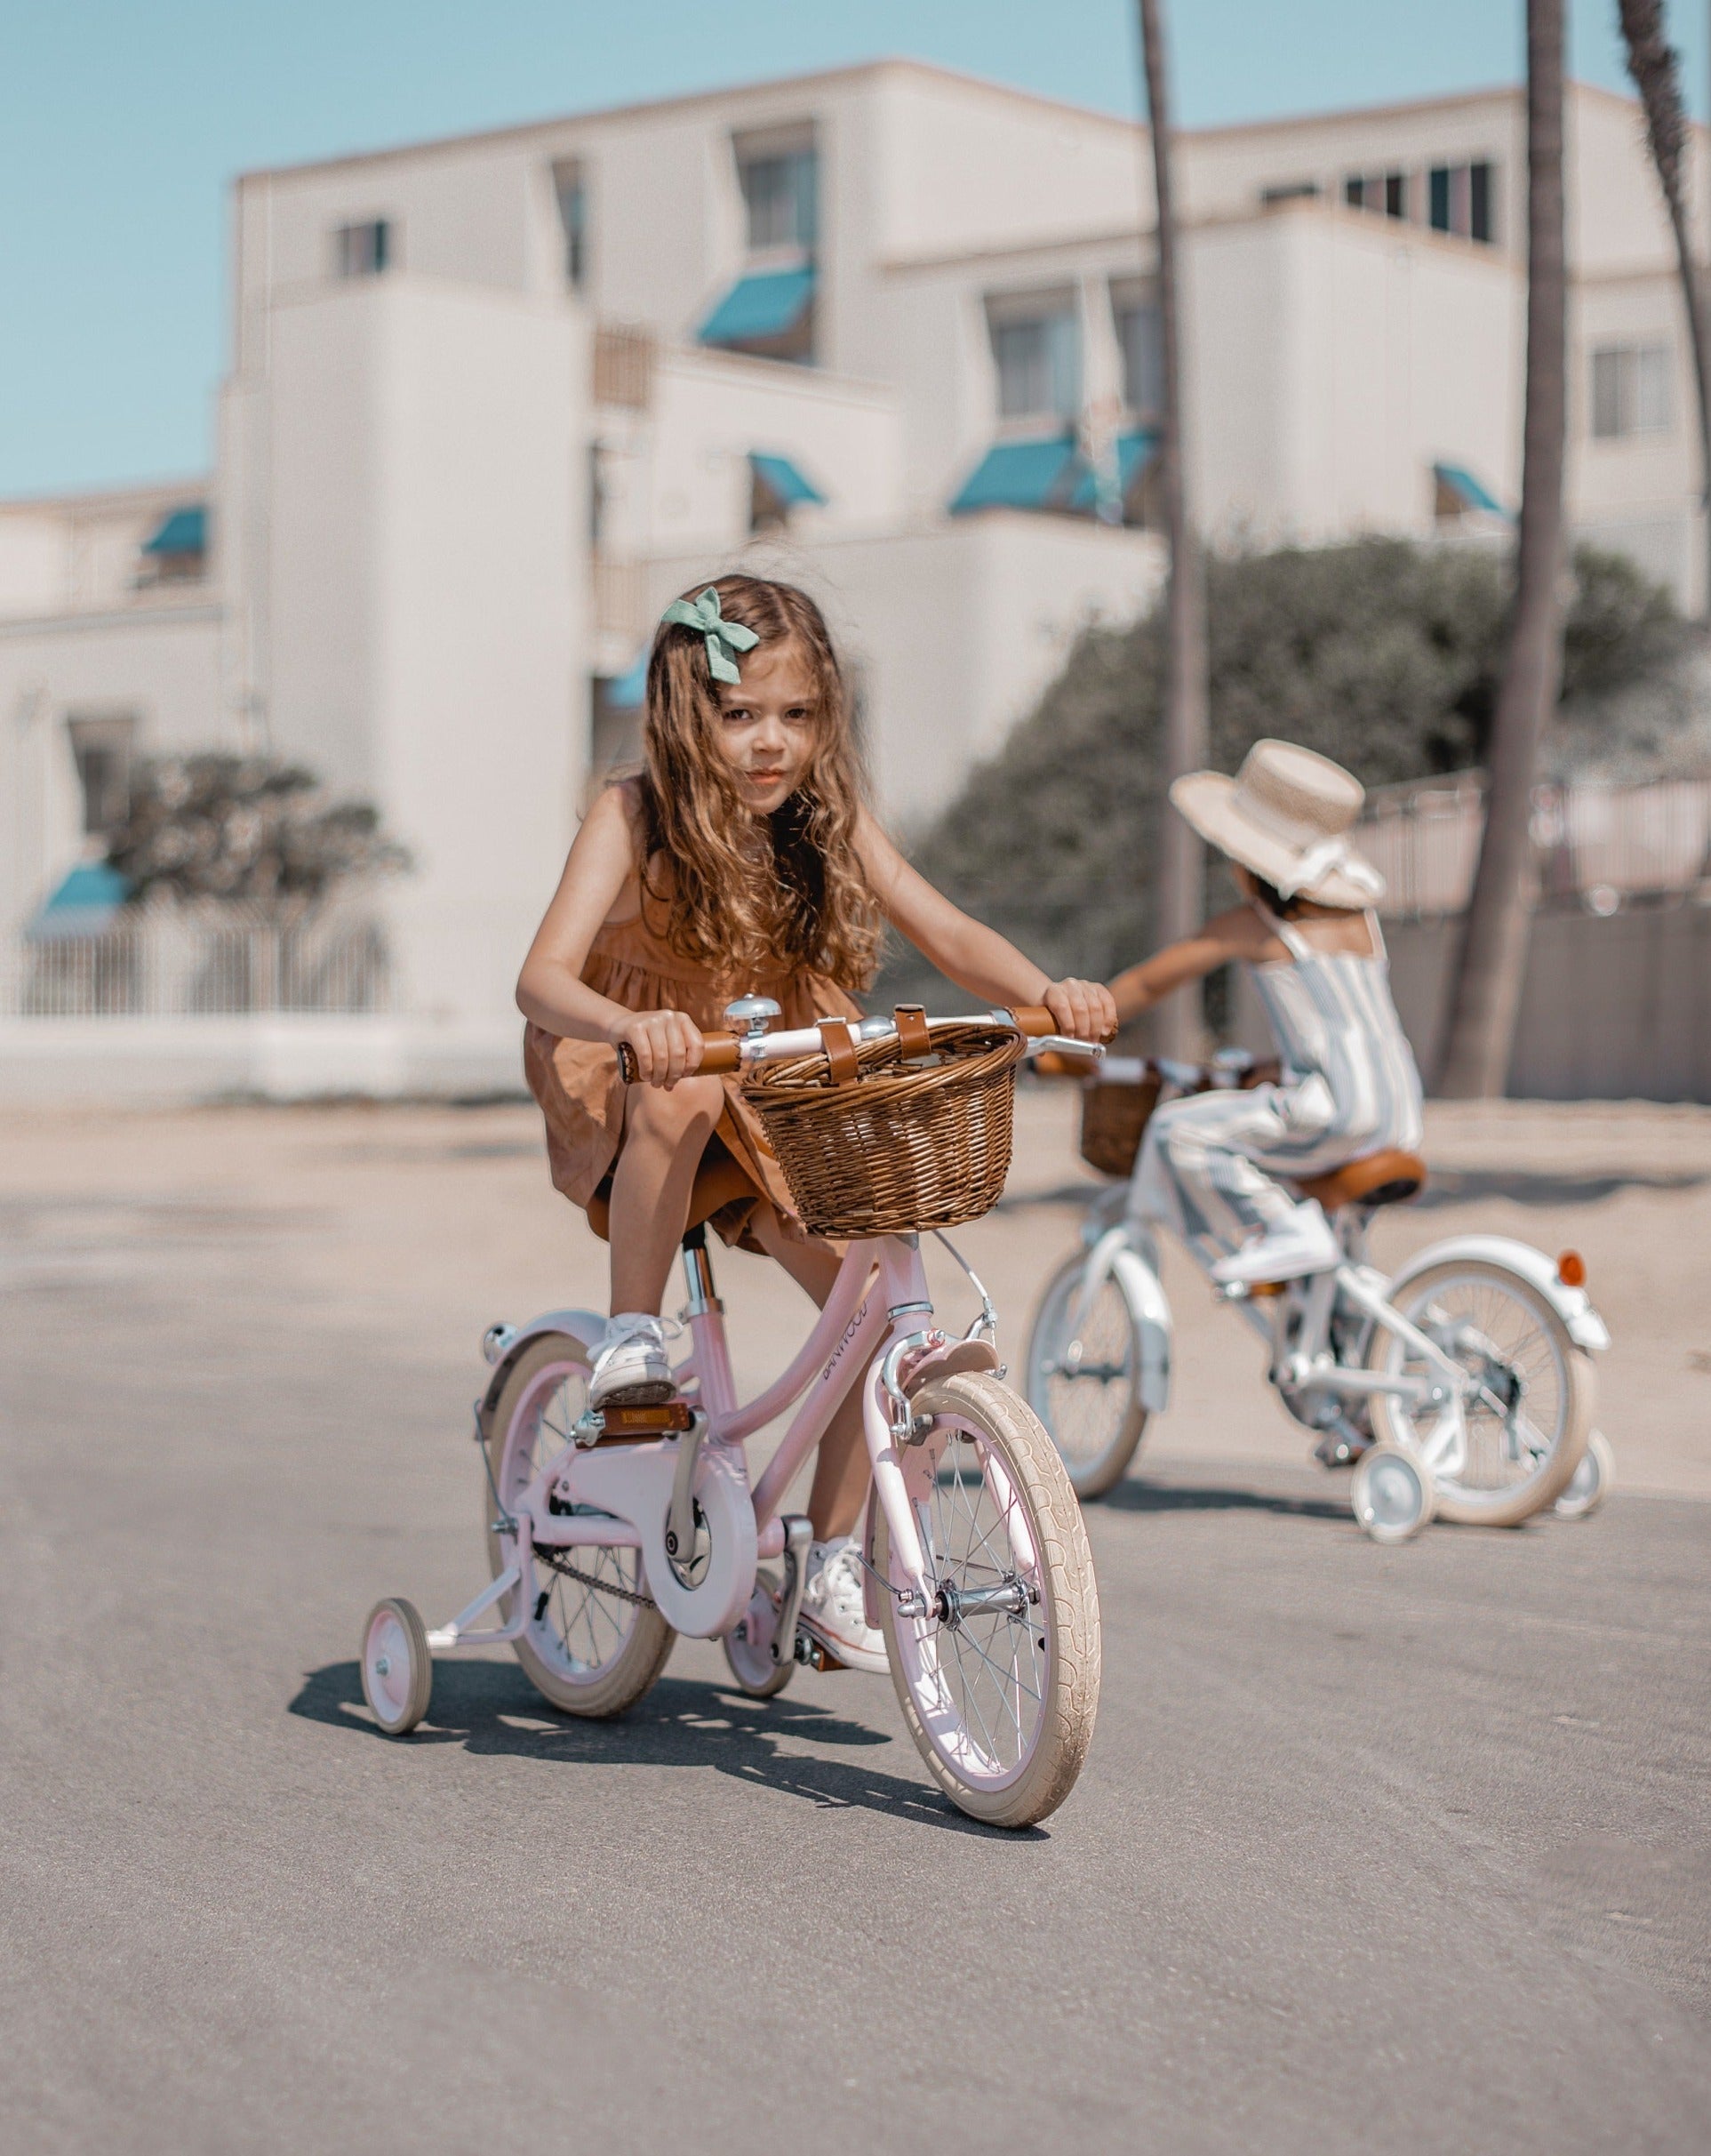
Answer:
[680,1222,720,1315]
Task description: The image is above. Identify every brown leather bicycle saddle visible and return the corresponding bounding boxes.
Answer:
[1292,1148,1427,1211]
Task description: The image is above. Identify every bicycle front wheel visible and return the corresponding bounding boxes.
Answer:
[1366,1260,1593,1527]
[875,1373,1100,1829]
[1025,1249,1148,1499]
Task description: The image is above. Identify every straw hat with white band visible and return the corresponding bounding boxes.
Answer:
[1170,739,1387,910]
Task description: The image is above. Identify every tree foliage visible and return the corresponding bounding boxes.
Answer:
[883,538,1683,995]
[107,754,410,913]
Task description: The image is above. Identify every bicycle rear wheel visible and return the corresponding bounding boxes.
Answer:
[1366,1260,1593,1527]
[1025,1249,1147,1499]
[875,1373,1100,1828]
[484,1330,676,1716]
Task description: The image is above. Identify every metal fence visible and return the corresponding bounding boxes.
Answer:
[1359,773,1711,916]
[2,903,393,1019]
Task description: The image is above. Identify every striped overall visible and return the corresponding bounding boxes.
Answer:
[1131,908,1424,1256]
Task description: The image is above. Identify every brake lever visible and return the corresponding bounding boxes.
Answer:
[1024,1036,1106,1061]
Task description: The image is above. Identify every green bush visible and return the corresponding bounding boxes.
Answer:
[881,538,1683,998]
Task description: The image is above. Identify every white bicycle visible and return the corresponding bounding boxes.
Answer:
[1025,1051,1614,1542]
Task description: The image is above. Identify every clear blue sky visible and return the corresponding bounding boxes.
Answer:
[2,0,1703,496]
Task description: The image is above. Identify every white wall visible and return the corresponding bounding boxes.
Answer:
[599,347,903,570]
[263,275,587,1027]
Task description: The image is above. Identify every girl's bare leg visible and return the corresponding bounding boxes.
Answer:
[749,1205,871,1541]
[606,1075,724,1315]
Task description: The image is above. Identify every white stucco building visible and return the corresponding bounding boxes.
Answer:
[1,61,1704,1086]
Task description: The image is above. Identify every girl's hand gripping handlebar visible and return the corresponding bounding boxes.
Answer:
[614,1002,1109,1085]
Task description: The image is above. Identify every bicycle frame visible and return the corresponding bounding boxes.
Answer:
[429,1230,959,1655]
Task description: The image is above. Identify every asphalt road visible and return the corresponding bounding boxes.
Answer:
[2,1120,1708,2153]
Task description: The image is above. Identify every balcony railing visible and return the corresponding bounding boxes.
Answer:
[3,902,393,1019]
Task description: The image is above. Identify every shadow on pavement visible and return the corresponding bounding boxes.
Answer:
[1099,1477,1349,1523]
[289,1661,1037,1836]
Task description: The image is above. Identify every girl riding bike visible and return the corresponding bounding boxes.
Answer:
[1111,739,1423,1288]
[516,573,1113,1672]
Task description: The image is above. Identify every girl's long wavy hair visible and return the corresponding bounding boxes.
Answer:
[636,574,882,995]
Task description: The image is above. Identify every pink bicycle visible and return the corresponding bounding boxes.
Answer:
[362,999,1105,1829]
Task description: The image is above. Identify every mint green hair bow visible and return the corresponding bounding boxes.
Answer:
[659,587,760,685]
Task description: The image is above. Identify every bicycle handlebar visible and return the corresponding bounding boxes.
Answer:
[613,1004,1098,1085]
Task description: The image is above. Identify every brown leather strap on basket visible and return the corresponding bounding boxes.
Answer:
[892,1003,931,1062]
[817,1016,859,1085]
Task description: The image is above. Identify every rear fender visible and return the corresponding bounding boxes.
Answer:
[477,1309,607,1436]
[1386,1235,1610,1354]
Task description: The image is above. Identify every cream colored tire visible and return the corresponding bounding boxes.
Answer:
[1366,1259,1593,1528]
[721,1567,796,1697]
[875,1373,1100,1829]
[484,1330,676,1718]
[361,1597,433,1735]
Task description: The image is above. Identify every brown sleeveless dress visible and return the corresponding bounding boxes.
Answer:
[524,905,862,1251]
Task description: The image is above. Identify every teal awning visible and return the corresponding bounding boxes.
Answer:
[142,504,207,556]
[949,434,1084,515]
[604,647,650,711]
[27,862,133,942]
[748,452,825,507]
[1434,462,1508,517]
[1068,429,1159,514]
[699,266,815,348]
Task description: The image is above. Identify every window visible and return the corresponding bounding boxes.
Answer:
[987,292,1080,424]
[1427,162,1495,244]
[735,132,817,255]
[1111,284,1163,422]
[67,715,136,838]
[1344,171,1411,220]
[1591,343,1672,439]
[553,160,588,288]
[332,220,392,278]
[1261,180,1320,205]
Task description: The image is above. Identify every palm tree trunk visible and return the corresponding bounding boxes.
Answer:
[1436,0,1568,1099]
[1139,0,1209,1057]
[1618,0,1711,621]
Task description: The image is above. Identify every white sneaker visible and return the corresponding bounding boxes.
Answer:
[799,1536,888,1674]
[588,1312,674,1408]
[1210,1201,1340,1286]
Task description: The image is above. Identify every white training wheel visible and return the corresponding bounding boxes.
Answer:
[361,1596,434,1735]
[721,1567,796,1699]
[1352,1444,1436,1545]
[1554,1429,1615,1521]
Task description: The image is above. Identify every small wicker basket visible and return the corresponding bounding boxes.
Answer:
[743,1019,1025,1238]
[1078,1071,1163,1179]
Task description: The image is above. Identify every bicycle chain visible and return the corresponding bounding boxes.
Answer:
[532,1542,658,1611]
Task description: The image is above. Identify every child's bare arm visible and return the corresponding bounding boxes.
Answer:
[856,811,1115,1044]
[516,787,704,1086]
[1109,907,1269,1023]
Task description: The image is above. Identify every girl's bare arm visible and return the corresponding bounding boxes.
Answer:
[515,787,704,1086]
[856,811,1115,1043]
[1109,907,1270,1023]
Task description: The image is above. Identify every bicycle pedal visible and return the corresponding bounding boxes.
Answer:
[795,1631,848,1673]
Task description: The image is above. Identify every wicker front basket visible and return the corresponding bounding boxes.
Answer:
[1078,1071,1163,1179]
[744,1021,1025,1238]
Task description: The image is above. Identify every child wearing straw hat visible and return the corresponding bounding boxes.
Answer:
[1109,740,1423,1288]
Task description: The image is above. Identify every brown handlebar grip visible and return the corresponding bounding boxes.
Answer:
[1011,1005,1056,1038]
[615,1033,740,1084]
[1032,1049,1100,1079]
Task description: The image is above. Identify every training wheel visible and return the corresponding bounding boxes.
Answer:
[1554,1429,1614,1521]
[361,1596,434,1735]
[1351,1444,1435,1545]
[721,1567,796,1699]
